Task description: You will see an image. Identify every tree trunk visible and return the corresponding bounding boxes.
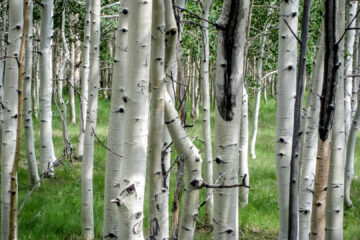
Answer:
[344,1,358,145]
[239,86,249,207]
[69,40,76,124]
[310,1,341,238]
[23,2,40,188]
[213,1,249,239]
[0,0,7,154]
[164,91,203,240]
[81,0,101,239]
[1,0,23,238]
[275,0,298,238]
[115,2,152,239]
[76,0,91,160]
[298,23,325,240]
[200,0,214,224]
[325,1,346,239]
[250,4,273,160]
[39,0,56,177]
[103,2,128,238]
[148,0,166,239]
[32,21,40,120]
[170,158,184,240]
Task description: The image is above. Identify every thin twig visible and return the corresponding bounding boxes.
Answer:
[283,19,301,44]
[92,128,122,158]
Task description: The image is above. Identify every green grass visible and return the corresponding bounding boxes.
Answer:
[5,93,360,239]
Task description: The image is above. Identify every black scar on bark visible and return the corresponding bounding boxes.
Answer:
[216,1,240,122]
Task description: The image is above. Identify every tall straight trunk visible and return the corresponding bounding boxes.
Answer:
[23,2,40,188]
[115,2,152,239]
[344,90,360,207]
[32,21,40,120]
[325,1,346,239]
[351,14,360,117]
[275,0,298,238]
[76,0,91,160]
[250,5,273,160]
[161,1,178,237]
[148,0,166,239]
[239,86,249,207]
[164,92,203,240]
[298,23,325,240]
[81,0,100,239]
[1,0,23,238]
[103,2,128,238]
[0,0,7,153]
[69,40,76,124]
[310,1,340,238]
[344,1,358,144]
[39,0,56,177]
[213,1,249,239]
[288,1,312,238]
[200,0,214,224]
[170,158,184,239]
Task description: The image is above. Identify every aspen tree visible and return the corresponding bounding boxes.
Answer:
[23,2,40,188]
[69,15,77,125]
[114,1,152,239]
[250,4,273,160]
[199,0,214,223]
[39,0,56,177]
[213,1,249,239]
[344,1,358,144]
[163,91,203,240]
[325,1,346,239]
[310,1,342,238]
[239,87,249,207]
[148,0,167,239]
[0,0,7,152]
[298,23,324,240]
[275,0,298,238]
[351,14,360,117]
[76,0,91,160]
[103,2,129,238]
[0,0,23,238]
[81,0,101,238]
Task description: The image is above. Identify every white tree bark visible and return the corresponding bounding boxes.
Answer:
[275,0,298,238]
[115,1,152,239]
[344,0,358,145]
[1,0,23,238]
[103,2,129,238]
[0,0,8,153]
[164,91,203,240]
[23,2,40,188]
[298,23,325,240]
[213,1,249,239]
[32,21,40,120]
[351,14,360,117]
[147,0,166,239]
[325,2,346,239]
[239,87,249,207]
[76,0,91,160]
[81,0,101,239]
[39,0,56,177]
[250,5,273,160]
[69,40,76,124]
[200,0,214,223]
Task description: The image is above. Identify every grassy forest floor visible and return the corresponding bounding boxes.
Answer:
[11,94,360,239]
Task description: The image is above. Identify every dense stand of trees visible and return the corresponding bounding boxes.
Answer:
[0,0,359,239]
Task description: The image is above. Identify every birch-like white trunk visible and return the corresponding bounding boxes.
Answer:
[239,87,249,207]
[1,0,22,238]
[298,23,325,240]
[39,0,56,177]
[275,1,298,238]
[115,2,152,239]
[76,0,91,160]
[148,0,166,239]
[344,0,358,144]
[23,3,40,188]
[0,0,7,153]
[200,0,214,223]
[351,14,360,117]
[103,2,129,238]
[81,0,101,239]
[250,5,273,160]
[325,2,346,239]
[69,40,76,124]
[164,92,203,240]
[213,1,249,239]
